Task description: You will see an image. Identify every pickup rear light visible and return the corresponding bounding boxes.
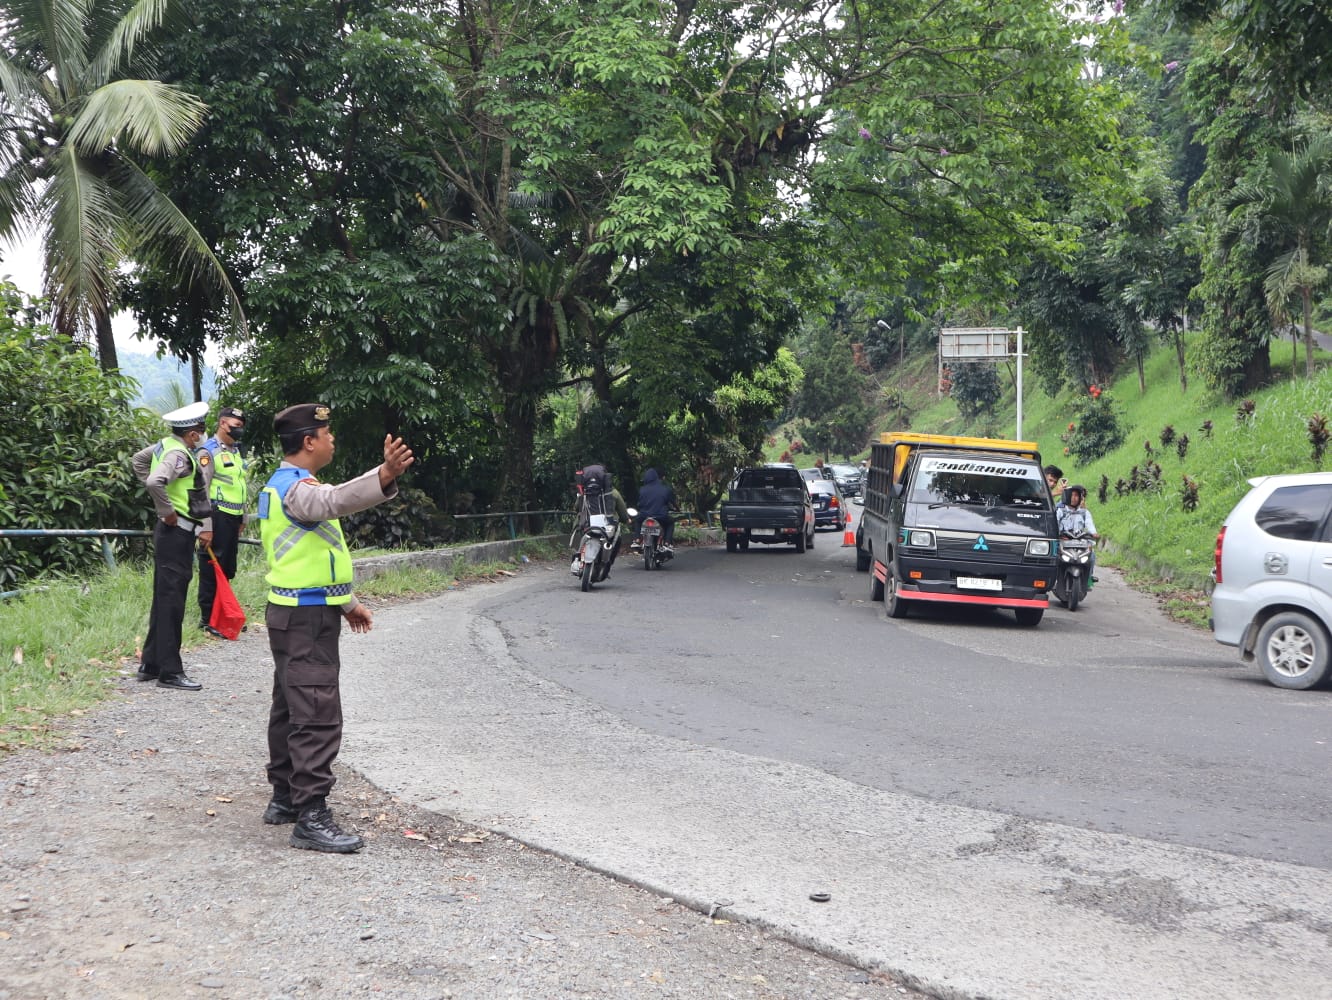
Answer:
[830,496,839,508]
[1213,525,1225,584]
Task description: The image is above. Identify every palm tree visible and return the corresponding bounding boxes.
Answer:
[0,0,243,372]
[1224,136,1332,378]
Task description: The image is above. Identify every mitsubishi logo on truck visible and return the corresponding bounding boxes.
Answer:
[973,535,990,551]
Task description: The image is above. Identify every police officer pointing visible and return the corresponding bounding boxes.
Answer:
[131,401,214,691]
[258,403,414,853]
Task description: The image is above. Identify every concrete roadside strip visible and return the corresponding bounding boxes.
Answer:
[343,571,1332,1000]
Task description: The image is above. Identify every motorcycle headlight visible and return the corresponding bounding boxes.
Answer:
[1026,539,1052,557]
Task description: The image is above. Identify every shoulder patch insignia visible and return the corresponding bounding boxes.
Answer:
[198,452,211,467]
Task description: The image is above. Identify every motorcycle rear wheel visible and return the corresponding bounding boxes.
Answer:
[580,561,593,592]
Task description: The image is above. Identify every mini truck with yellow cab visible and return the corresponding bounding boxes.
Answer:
[855,433,1058,626]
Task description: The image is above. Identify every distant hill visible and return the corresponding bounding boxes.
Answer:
[117,351,218,412]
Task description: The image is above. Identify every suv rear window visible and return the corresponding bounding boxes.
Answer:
[1255,484,1332,540]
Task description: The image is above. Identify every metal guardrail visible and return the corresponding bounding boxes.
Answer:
[0,512,578,598]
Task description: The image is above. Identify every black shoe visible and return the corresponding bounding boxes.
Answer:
[156,673,202,691]
[201,624,225,639]
[290,804,364,853]
[262,797,299,825]
[135,668,158,682]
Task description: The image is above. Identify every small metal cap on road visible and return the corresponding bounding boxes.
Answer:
[809,892,832,903]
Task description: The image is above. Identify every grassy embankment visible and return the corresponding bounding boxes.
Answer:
[0,537,567,752]
[774,332,1332,625]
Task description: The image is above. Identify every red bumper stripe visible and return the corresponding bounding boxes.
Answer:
[902,589,1048,609]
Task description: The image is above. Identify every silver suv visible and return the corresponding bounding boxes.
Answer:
[1211,473,1332,689]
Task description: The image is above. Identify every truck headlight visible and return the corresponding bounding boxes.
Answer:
[907,529,935,549]
[1026,539,1052,556]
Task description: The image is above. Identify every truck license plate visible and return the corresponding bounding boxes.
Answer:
[958,576,1002,591]
[751,528,776,536]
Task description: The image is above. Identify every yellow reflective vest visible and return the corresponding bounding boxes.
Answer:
[258,467,353,606]
[202,437,247,513]
[150,437,199,518]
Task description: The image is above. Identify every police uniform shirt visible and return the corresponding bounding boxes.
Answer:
[273,461,398,610]
[132,440,214,532]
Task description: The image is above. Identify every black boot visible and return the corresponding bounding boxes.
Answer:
[262,794,299,825]
[290,801,364,853]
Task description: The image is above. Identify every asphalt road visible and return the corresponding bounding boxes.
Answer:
[340,532,1332,999]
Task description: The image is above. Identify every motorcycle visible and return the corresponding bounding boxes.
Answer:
[636,515,674,571]
[1053,531,1094,611]
[570,494,627,592]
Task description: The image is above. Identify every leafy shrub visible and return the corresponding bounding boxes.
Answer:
[1236,399,1255,424]
[1060,389,1127,463]
[1181,475,1200,512]
[0,286,160,589]
[1200,419,1213,438]
[1097,474,1109,505]
[1176,434,1190,460]
[1309,414,1330,467]
[949,363,1002,419]
[1159,425,1176,447]
[342,486,454,550]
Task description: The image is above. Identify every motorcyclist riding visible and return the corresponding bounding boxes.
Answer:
[1057,484,1099,587]
[632,468,676,550]
[570,464,628,577]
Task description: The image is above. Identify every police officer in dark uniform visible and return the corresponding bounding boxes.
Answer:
[197,406,248,636]
[131,401,214,691]
[257,403,414,853]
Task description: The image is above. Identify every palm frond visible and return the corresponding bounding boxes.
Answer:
[0,156,42,241]
[111,152,246,336]
[0,51,43,114]
[40,0,93,98]
[85,0,177,87]
[41,145,123,335]
[68,79,207,157]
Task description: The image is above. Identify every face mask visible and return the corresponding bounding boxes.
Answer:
[227,425,245,441]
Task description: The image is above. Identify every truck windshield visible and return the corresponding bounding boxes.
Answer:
[911,457,1048,510]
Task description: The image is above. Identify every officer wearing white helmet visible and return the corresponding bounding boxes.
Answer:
[130,401,214,690]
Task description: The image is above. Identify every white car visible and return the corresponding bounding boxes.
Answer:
[1211,472,1332,689]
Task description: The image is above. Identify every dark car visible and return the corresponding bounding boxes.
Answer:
[829,463,863,497]
[807,479,846,531]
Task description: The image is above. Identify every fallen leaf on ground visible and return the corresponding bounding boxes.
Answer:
[11,647,22,665]
[403,830,428,842]
[205,809,216,817]
[214,796,233,803]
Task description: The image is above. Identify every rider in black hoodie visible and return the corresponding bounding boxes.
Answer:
[634,468,676,547]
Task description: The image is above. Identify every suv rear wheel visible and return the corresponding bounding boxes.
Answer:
[1256,611,1332,689]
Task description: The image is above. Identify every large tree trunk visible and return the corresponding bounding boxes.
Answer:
[488,314,560,525]
[94,307,118,372]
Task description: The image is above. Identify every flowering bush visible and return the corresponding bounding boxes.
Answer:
[1059,388,1126,463]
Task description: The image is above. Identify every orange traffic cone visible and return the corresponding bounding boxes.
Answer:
[842,506,856,547]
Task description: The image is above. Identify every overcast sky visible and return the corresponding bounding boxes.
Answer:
[1,235,201,360]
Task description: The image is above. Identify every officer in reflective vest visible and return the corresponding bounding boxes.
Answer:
[196,406,248,635]
[257,403,414,853]
[130,401,214,691]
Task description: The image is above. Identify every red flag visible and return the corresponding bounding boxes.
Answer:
[207,545,246,640]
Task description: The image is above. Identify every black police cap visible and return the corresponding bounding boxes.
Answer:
[273,403,331,437]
